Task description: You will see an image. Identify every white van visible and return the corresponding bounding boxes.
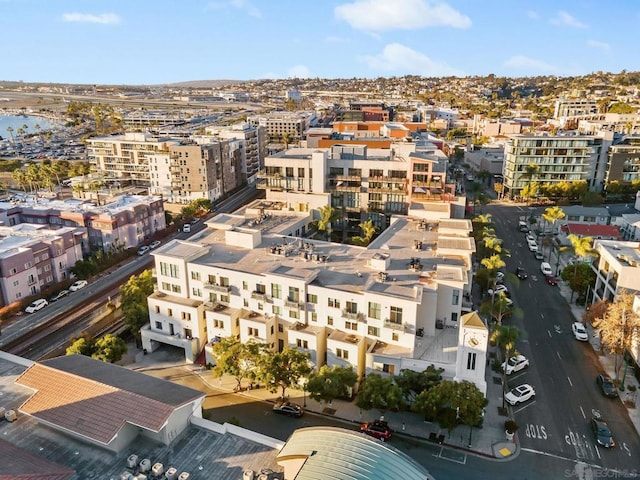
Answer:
[540,262,553,275]
[527,239,538,252]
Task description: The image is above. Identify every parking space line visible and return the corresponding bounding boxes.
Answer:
[567,376,573,387]
[513,400,537,414]
[557,351,562,360]
[595,444,601,460]
[547,330,552,337]
[579,405,586,419]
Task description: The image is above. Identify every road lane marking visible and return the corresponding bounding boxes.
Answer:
[540,313,544,319]
[520,448,603,469]
[513,400,536,414]
[547,330,552,338]
[567,376,573,387]
[579,405,586,419]
[557,351,562,360]
[595,444,601,460]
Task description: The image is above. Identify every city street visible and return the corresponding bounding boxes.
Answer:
[487,203,640,473]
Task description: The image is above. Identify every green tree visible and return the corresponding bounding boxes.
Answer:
[211,337,267,391]
[315,205,339,241]
[593,290,640,380]
[356,373,404,414]
[66,334,127,363]
[561,262,596,304]
[522,164,540,204]
[307,365,358,406]
[11,168,28,193]
[120,270,154,344]
[480,292,519,326]
[260,347,312,399]
[542,206,565,235]
[394,365,443,402]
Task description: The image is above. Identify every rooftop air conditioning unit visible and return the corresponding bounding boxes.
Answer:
[178,473,190,480]
[165,467,178,480]
[139,458,151,473]
[152,463,164,476]
[120,473,133,480]
[126,454,139,468]
[243,470,255,480]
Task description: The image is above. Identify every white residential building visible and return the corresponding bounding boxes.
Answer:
[142,211,487,394]
[591,240,640,304]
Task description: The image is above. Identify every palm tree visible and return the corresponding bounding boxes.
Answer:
[522,163,540,204]
[6,126,14,144]
[316,205,338,241]
[542,206,565,236]
[567,234,596,272]
[26,163,42,194]
[11,169,27,193]
[492,325,521,410]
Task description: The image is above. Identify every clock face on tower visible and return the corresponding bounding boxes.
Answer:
[468,337,479,347]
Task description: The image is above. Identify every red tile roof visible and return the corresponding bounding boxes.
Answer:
[15,359,193,446]
[562,223,622,239]
[0,438,75,480]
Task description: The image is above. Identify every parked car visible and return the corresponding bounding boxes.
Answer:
[516,267,528,279]
[526,233,536,243]
[182,224,191,233]
[572,322,589,341]
[137,245,150,256]
[540,262,553,276]
[272,401,303,417]
[360,420,392,441]
[528,242,538,252]
[534,251,544,260]
[545,275,558,286]
[149,240,161,249]
[25,298,48,313]
[190,218,201,225]
[48,289,69,302]
[69,280,88,292]
[591,417,615,448]
[596,374,619,398]
[518,221,529,232]
[505,384,536,405]
[488,284,509,296]
[502,355,530,375]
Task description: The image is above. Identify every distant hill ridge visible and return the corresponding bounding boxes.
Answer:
[164,79,246,88]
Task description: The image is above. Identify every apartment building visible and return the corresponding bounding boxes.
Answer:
[0,224,84,305]
[553,98,599,121]
[591,240,640,304]
[256,144,463,233]
[503,134,612,197]
[606,135,640,184]
[142,212,486,393]
[89,126,264,203]
[246,111,317,142]
[87,132,175,184]
[1,195,165,252]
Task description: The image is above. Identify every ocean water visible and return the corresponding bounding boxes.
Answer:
[0,115,59,140]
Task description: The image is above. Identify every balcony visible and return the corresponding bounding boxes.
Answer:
[342,310,365,322]
[251,291,270,302]
[204,301,229,313]
[285,298,304,310]
[368,185,407,194]
[328,182,362,193]
[383,319,404,331]
[204,283,231,293]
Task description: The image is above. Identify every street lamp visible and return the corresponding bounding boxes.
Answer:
[300,377,308,408]
[620,357,629,392]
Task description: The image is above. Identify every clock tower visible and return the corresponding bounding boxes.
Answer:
[454,311,488,395]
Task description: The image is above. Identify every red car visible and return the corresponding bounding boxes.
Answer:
[360,420,392,441]
[545,275,557,286]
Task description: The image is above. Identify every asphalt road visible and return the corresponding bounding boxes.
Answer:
[486,203,640,475]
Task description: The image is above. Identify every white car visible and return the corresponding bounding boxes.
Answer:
[69,280,88,292]
[505,384,536,405]
[149,240,161,249]
[540,262,553,276]
[496,271,505,282]
[502,355,530,375]
[25,298,48,313]
[137,245,150,256]
[526,233,536,243]
[572,322,589,341]
[528,242,538,252]
[488,284,509,296]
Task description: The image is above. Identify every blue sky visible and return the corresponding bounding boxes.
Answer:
[1,0,638,85]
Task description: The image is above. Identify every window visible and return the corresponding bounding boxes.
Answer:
[44,265,51,271]
[467,352,477,370]
[243,281,248,290]
[368,326,380,337]
[155,321,162,329]
[390,306,403,324]
[181,312,192,321]
[220,295,229,303]
[297,339,309,349]
[336,348,349,360]
[192,288,202,297]
[155,306,160,313]
[272,305,282,315]
[288,286,299,302]
[452,290,460,305]
[328,298,340,308]
[255,283,266,294]
[392,332,399,342]
[220,276,229,286]
[289,309,299,319]
[191,271,201,281]
[306,293,318,304]
[160,262,180,278]
[271,283,282,299]
[368,302,381,319]
[345,321,357,331]
[345,301,358,314]
[9,268,16,275]
[168,308,173,317]
[214,319,224,329]
[311,312,317,322]
[327,316,334,326]
[248,327,259,337]
[278,323,283,333]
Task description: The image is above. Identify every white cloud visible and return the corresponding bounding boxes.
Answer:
[550,10,587,28]
[287,65,312,78]
[361,43,464,76]
[61,12,120,24]
[526,10,539,20]
[587,40,611,52]
[335,0,471,32]
[206,0,261,18]
[504,55,559,73]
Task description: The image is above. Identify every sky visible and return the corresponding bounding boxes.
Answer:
[1,0,638,85]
